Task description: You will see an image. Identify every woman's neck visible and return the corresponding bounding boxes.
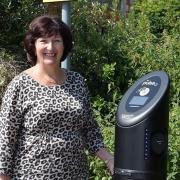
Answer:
[34,64,61,78]
[25,64,66,86]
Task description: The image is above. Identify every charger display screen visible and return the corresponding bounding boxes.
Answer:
[129,96,148,106]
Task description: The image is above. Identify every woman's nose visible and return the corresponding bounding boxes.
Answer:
[46,41,53,50]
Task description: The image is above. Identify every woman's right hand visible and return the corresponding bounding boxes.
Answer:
[0,175,11,180]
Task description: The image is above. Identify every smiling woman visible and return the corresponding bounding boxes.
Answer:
[24,15,72,66]
[22,15,73,86]
[0,15,114,180]
[35,35,64,66]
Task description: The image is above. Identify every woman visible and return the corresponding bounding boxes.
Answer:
[0,16,114,179]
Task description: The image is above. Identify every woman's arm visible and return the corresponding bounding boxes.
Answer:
[0,175,11,180]
[95,148,114,175]
[0,77,22,178]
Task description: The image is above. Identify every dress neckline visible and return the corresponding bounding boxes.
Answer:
[21,69,68,88]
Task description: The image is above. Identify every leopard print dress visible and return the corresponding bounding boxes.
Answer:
[0,70,105,180]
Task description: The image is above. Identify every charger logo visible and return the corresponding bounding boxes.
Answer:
[142,80,158,87]
[122,114,134,119]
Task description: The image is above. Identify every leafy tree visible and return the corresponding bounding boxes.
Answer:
[71,0,180,179]
[0,0,43,46]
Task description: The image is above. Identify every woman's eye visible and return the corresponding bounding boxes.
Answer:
[54,39,63,43]
[40,40,46,43]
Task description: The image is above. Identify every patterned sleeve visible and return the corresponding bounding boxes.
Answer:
[82,78,105,154]
[0,78,22,176]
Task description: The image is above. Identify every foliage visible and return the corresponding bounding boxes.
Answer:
[132,0,180,37]
[168,103,180,180]
[0,48,28,104]
[71,0,180,179]
[0,0,43,46]
[71,1,133,126]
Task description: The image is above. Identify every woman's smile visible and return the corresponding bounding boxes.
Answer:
[43,52,57,61]
[44,53,55,57]
[35,35,64,65]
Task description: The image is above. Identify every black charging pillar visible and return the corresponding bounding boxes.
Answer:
[114,71,169,180]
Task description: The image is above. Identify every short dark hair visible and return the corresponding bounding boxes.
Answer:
[24,15,73,65]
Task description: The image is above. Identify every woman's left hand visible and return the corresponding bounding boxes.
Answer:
[95,148,114,176]
[105,157,114,175]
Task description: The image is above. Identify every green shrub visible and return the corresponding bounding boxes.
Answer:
[71,1,134,126]
[71,0,180,179]
[0,0,43,46]
[0,48,28,104]
[168,103,180,180]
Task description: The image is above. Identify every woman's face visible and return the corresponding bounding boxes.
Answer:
[35,34,64,66]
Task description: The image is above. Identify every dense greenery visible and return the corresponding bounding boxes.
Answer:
[72,1,180,179]
[0,0,43,46]
[0,0,179,179]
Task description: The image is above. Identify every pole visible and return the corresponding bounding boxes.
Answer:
[61,2,71,70]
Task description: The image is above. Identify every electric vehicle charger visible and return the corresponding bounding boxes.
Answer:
[114,71,169,180]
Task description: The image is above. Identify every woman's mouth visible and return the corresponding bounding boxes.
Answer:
[44,53,56,57]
